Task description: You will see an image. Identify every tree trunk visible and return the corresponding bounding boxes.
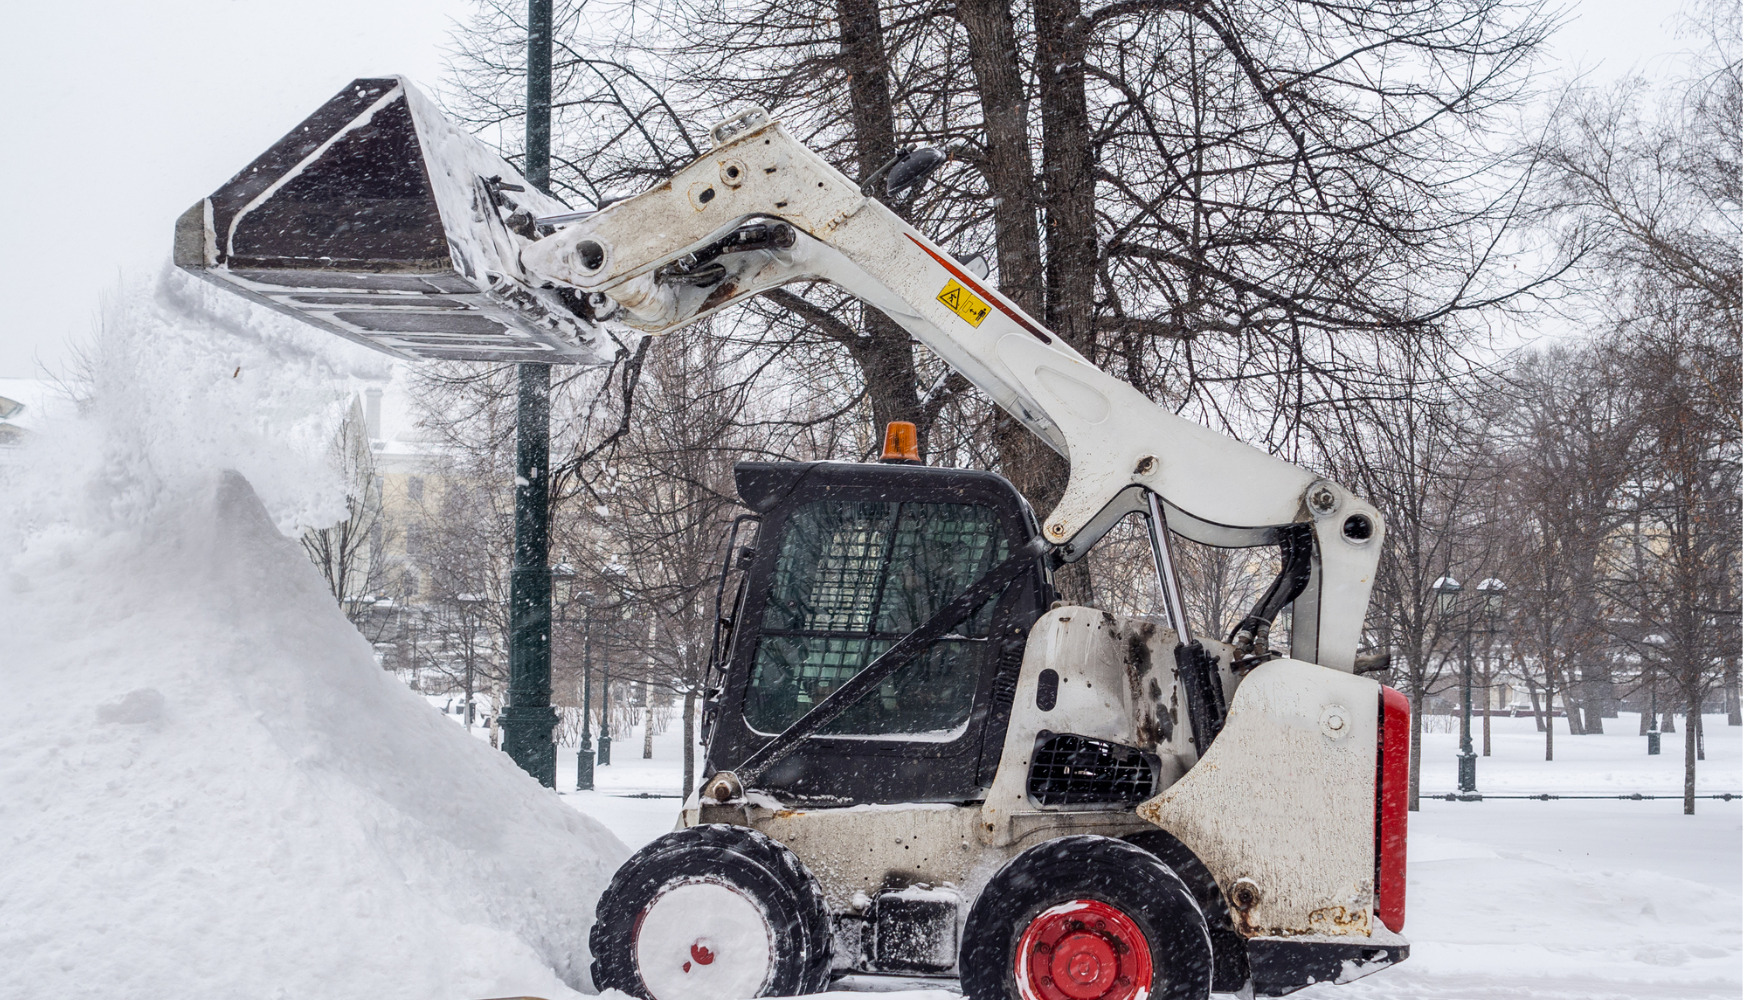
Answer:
[1030,0,1101,607]
[952,0,1043,317]
[951,0,1085,574]
[1407,676,1424,811]
[1482,695,1492,756]
[1580,657,1613,730]
[600,665,614,744]
[994,417,1079,595]
[1479,658,1492,756]
[1034,0,1098,358]
[642,694,655,758]
[1661,710,1676,733]
[1683,692,1699,815]
[850,331,926,438]
[1695,710,1705,761]
[464,653,477,727]
[1562,665,1586,735]
[682,685,698,798]
[642,618,658,759]
[824,0,926,451]
[1728,661,1742,726]
[836,0,896,178]
[1639,665,1654,735]
[1545,661,1556,760]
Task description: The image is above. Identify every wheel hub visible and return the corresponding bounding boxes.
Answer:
[633,878,774,1000]
[1015,899,1152,1000]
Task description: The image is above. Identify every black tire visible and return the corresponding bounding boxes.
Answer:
[961,835,1212,1000]
[1123,830,1250,994]
[589,824,833,1000]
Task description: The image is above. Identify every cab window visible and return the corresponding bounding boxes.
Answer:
[744,500,1009,736]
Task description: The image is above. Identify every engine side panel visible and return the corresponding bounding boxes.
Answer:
[980,606,1232,846]
[1137,659,1381,938]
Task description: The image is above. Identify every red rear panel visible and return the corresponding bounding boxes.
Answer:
[1376,685,1410,932]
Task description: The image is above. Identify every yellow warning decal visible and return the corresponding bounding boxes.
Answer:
[937,279,992,327]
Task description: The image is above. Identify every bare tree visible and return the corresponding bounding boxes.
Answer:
[401,374,523,712]
[419,0,1749,815]
[443,0,1567,596]
[1493,342,1645,751]
[300,397,399,641]
[566,331,765,793]
[1322,361,1486,806]
[1528,0,1741,807]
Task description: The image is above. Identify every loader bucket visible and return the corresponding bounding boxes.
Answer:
[174,77,615,364]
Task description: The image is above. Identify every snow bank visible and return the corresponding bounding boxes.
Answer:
[0,272,628,1000]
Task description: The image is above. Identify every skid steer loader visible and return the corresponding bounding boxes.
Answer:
[177,78,1412,1000]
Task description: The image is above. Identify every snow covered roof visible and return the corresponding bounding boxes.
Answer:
[0,377,74,444]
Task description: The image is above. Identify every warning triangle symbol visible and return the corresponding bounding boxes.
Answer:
[941,288,961,308]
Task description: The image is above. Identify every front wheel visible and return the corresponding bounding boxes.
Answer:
[961,835,1213,1000]
[589,824,833,1000]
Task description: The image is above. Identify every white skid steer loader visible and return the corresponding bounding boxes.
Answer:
[177,78,1412,1000]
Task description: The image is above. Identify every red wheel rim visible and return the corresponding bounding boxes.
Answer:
[1014,899,1153,1000]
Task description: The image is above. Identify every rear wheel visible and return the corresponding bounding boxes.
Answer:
[590,824,832,1000]
[961,835,1212,1000]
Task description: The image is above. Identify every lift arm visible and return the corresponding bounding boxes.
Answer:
[520,109,1380,671]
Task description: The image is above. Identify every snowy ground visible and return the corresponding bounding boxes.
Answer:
[554,713,1743,1000]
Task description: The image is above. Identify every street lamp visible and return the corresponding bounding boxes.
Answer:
[1430,576,1478,798]
[552,563,577,602]
[1476,579,1507,760]
[553,565,599,792]
[456,592,488,728]
[1645,633,1666,756]
[599,598,631,769]
[595,574,632,770]
[1432,576,1462,617]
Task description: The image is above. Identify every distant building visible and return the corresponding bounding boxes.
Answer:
[0,378,72,471]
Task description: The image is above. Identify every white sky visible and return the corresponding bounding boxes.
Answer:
[0,0,1700,377]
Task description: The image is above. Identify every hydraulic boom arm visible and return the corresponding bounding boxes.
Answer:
[524,109,1382,670]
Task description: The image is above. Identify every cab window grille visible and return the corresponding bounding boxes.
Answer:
[1027,732,1159,805]
[744,499,1010,736]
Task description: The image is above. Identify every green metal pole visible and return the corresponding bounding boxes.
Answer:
[525,0,552,194]
[503,0,558,787]
[1458,611,1477,797]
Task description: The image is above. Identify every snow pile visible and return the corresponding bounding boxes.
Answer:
[0,272,628,1000]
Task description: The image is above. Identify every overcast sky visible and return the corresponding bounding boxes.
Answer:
[0,0,1700,377]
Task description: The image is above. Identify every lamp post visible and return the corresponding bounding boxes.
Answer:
[550,563,595,790]
[456,592,488,728]
[1477,579,1506,760]
[598,626,614,767]
[579,607,597,788]
[501,0,560,788]
[1645,633,1665,755]
[599,598,631,768]
[1432,576,1478,797]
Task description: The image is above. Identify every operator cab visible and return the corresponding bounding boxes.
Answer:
[701,456,1053,805]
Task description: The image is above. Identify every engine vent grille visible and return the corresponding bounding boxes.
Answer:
[1027,732,1159,806]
